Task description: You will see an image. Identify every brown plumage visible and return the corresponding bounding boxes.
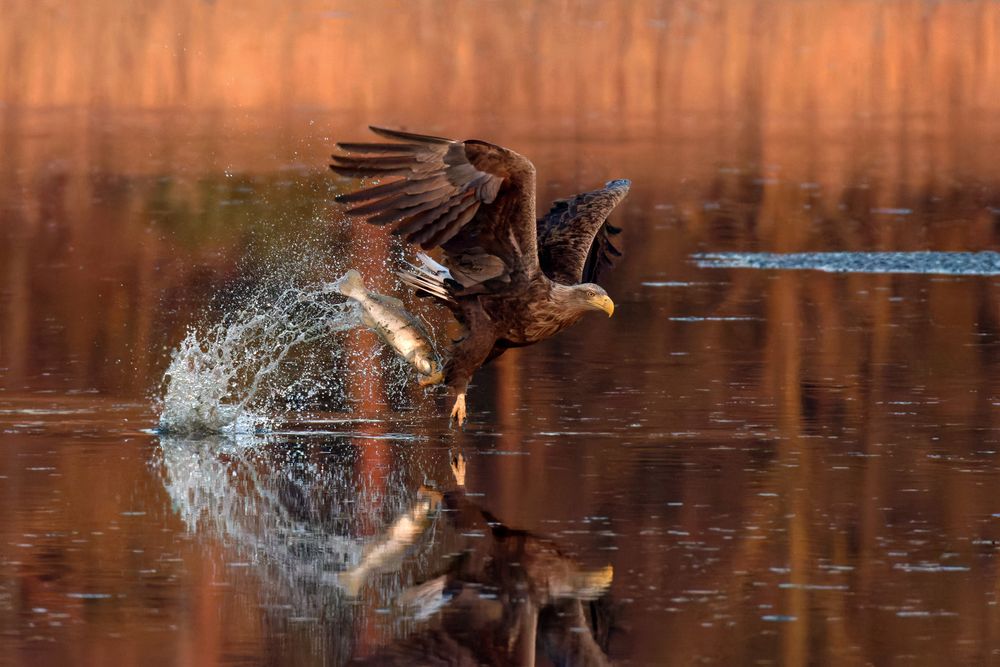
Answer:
[537,182,628,285]
[331,127,629,426]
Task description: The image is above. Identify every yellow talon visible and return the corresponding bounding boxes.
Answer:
[418,370,445,387]
[449,393,467,429]
[450,452,467,486]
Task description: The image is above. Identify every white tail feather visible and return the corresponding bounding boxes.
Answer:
[397,269,453,303]
[415,252,452,280]
[397,254,455,304]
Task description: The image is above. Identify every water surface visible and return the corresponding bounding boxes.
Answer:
[4,2,1000,665]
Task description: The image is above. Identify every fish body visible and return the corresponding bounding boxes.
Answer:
[335,270,440,376]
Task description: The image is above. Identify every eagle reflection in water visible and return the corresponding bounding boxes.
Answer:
[157,437,617,666]
[350,453,615,667]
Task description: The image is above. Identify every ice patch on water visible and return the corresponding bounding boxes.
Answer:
[694,251,1000,275]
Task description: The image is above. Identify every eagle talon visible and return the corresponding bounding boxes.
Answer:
[450,451,466,486]
[449,393,467,429]
[418,370,445,387]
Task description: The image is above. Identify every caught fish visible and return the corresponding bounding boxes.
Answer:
[335,269,442,379]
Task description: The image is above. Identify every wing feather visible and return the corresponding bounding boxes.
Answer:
[429,202,480,247]
[536,180,630,285]
[416,198,479,247]
[333,175,448,204]
[328,165,413,178]
[334,142,422,154]
[331,127,539,292]
[394,193,471,237]
[367,126,452,144]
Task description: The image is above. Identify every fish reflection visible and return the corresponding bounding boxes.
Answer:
[335,484,442,597]
[155,435,614,665]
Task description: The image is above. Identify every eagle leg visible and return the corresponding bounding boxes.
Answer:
[443,302,496,429]
[449,393,467,429]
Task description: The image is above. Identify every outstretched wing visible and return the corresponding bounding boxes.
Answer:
[331,127,539,292]
[536,179,630,285]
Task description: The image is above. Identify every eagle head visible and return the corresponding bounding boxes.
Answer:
[572,283,615,317]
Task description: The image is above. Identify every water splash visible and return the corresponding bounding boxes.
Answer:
[157,281,360,435]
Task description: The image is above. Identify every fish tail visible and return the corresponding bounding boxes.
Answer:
[405,348,429,375]
[335,269,367,301]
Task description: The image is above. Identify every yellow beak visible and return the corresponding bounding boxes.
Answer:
[591,294,615,317]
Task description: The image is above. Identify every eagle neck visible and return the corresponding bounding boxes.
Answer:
[516,279,585,343]
[549,281,589,318]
